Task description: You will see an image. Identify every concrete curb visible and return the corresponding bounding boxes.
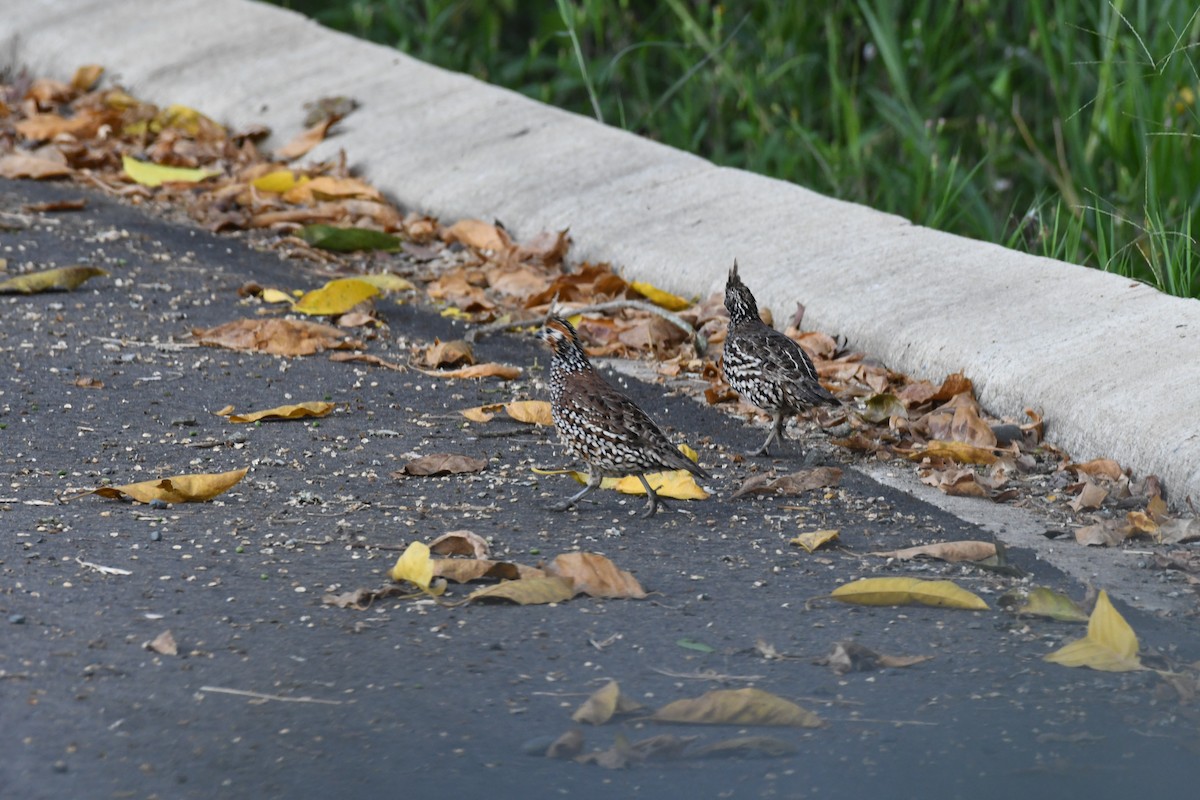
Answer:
[7,0,1199,501]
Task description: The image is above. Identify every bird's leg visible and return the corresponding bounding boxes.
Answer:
[636,473,664,518]
[548,471,602,512]
[750,411,787,456]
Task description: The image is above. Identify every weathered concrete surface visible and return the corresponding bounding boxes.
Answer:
[6,0,1199,503]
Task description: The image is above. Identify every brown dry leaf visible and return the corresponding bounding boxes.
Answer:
[71,64,104,91]
[814,641,932,675]
[322,585,415,610]
[649,688,821,728]
[504,400,553,426]
[546,552,647,599]
[465,576,577,605]
[545,729,585,759]
[443,218,513,251]
[731,467,842,498]
[24,198,88,213]
[869,541,997,563]
[1069,480,1109,512]
[397,453,488,476]
[419,339,474,368]
[911,440,998,465]
[0,265,107,294]
[327,351,407,371]
[221,401,334,423]
[829,577,989,610]
[283,175,383,204]
[1073,520,1129,547]
[0,152,73,180]
[514,228,570,265]
[690,736,798,759]
[571,680,646,725]
[91,467,248,504]
[949,403,997,447]
[919,467,992,498]
[790,529,840,553]
[14,112,99,141]
[428,530,491,558]
[432,559,538,583]
[459,403,503,423]
[415,363,521,380]
[1158,517,1200,544]
[145,630,178,657]
[74,376,104,389]
[1044,590,1143,672]
[193,319,360,356]
[276,117,336,161]
[1068,459,1125,481]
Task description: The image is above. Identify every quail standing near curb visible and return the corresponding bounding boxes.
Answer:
[538,315,709,517]
[723,261,840,456]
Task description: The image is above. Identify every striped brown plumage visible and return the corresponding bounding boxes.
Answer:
[537,315,709,517]
[722,261,840,456]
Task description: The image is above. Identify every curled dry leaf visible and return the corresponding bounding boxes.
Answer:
[388,541,444,596]
[1068,479,1109,512]
[464,576,577,605]
[443,218,512,251]
[731,467,842,498]
[814,641,933,675]
[415,363,521,380]
[276,116,337,161]
[649,688,821,728]
[910,440,998,465]
[1044,591,1143,672]
[0,152,73,179]
[998,586,1089,623]
[322,585,415,610]
[91,467,248,504]
[869,541,997,563]
[193,319,361,356]
[219,401,334,423]
[397,453,488,477]
[829,577,989,610]
[628,280,691,311]
[1067,458,1125,480]
[328,352,406,371]
[419,339,474,368]
[1073,519,1129,547]
[145,630,178,657]
[547,552,647,599]
[428,530,491,558]
[689,736,798,760]
[571,680,646,725]
[503,400,553,426]
[545,729,585,759]
[432,558,543,583]
[790,529,840,553]
[0,265,107,294]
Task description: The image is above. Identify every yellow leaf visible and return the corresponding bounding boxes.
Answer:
[252,170,299,193]
[460,403,504,423]
[415,363,522,380]
[71,64,104,92]
[259,288,293,304]
[629,280,691,311]
[0,265,107,294]
[649,688,821,727]
[869,541,997,562]
[504,400,553,426]
[121,155,219,187]
[355,273,415,293]
[1044,590,1143,672]
[465,576,577,605]
[610,470,708,500]
[388,542,444,596]
[790,529,840,553]
[90,467,248,504]
[1002,586,1089,623]
[292,278,380,316]
[910,440,998,465]
[829,577,988,610]
[546,552,647,599]
[440,307,473,320]
[571,680,645,725]
[222,401,334,423]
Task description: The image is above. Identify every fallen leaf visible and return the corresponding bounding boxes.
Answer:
[432,558,541,583]
[608,469,709,501]
[571,680,645,725]
[252,169,300,193]
[0,152,73,180]
[292,278,381,316]
[465,576,577,605]
[910,440,998,465]
[999,586,1089,623]
[388,541,445,596]
[1158,517,1200,544]
[284,176,383,204]
[546,552,647,599]
[676,638,715,653]
[1073,520,1129,547]
[327,352,406,370]
[415,363,522,380]
[869,541,997,563]
[545,729,584,759]
[354,273,414,293]
[790,529,840,553]
[828,577,988,610]
[443,218,512,251]
[428,530,491,558]
[220,401,334,423]
[71,64,105,91]
[504,400,553,426]
[419,339,475,368]
[629,280,691,311]
[649,688,821,727]
[322,585,414,609]
[1068,459,1125,481]
[145,630,178,657]
[23,198,87,213]
[459,404,503,423]
[814,641,932,675]
[193,319,360,356]
[1044,590,1143,672]
[91,467,248,504]
[297,224,401,253]
[861,393,906,424]
[689,736,798,759]
[0,265,107,294]
[732,467,842,498]
[1069,480,1109,512]
[276,116,336,160]
[397,453,488,476]
[122,155,219,187]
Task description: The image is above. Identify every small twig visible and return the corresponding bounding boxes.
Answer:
[75,557,132,576]
[198,685,342,705]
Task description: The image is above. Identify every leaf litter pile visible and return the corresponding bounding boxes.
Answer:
[4,65,1200,766]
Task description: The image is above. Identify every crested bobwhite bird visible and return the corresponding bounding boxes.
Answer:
[537,315,710,518]
[723,261,840,456]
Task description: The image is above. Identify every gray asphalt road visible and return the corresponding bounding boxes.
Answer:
[2,179,1196,800]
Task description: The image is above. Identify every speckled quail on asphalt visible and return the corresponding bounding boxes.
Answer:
[723,261,840,456]
[537,315,710,518]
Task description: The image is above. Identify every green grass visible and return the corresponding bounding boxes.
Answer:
[272,0,1200,299]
